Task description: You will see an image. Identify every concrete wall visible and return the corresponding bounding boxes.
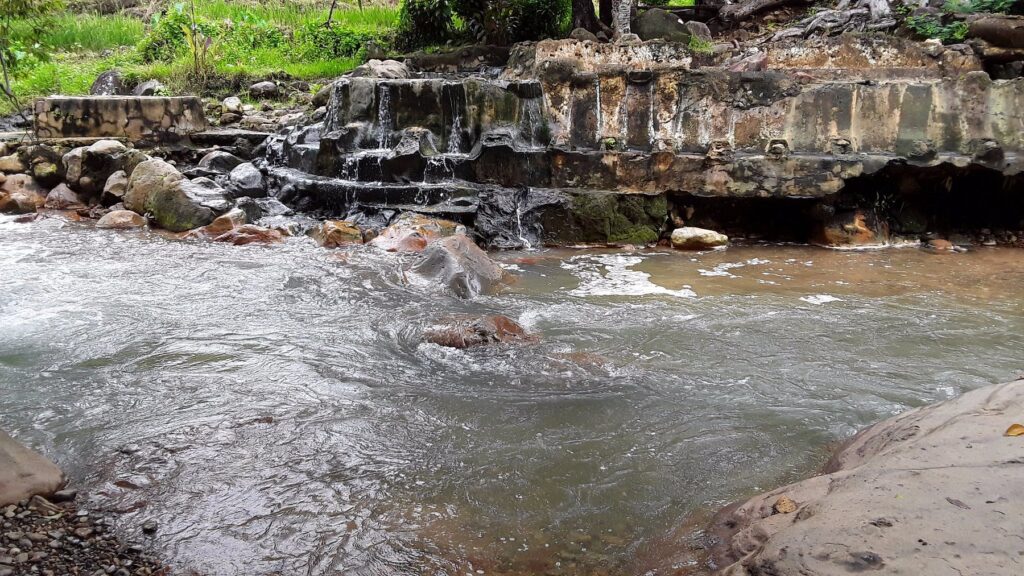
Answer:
[34,96,208,140]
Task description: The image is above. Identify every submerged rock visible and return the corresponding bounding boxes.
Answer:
[213,224,284,246]
[311,220,362,247]
[0,430,65,506]
[424,315,535,349]
[670,227,728,250]
[814,209,889,247]
[198,207,248,237]
[370,212,461,252]
[411,234,508,299]
[711,378,1024,576]
[96,210,146,229]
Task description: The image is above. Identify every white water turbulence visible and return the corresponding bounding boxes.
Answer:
[562,253,696,297]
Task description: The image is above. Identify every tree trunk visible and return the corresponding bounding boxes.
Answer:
[573,0,601,32]
[600,0,613,27]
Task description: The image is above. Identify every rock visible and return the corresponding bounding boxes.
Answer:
[149,180,226,232]
[424,315,535,349]
[684,20,712,42]
[0,154,25,173]
[96,210,146,229]
[670,227,729,250]
[64,140,129,196]
[968,15,1024,49]
[814,209,889,247]
[616,32,643,45]
[312,83,334,108]
[141,520,158,534]
[924,238,955,252]
[370,212,461,252]
[212,224,283,246]
[197,150,244,174]
[569,27,599,42]
[228,161,266,196]
[311,220,362,247]
[249,81,279,99]
[633,9,692,43]
[311,106,327,122]
[88,140,127,156]
[89,70,125,96]
[51,488,77,502]
[349,59,411,79]
[222,96,243,114]
[0,175,47,213]
[101,170,128,205]
[124,158,185,214]
[219,112,242,125]
[0,430,65,506]
[411,234,508,299]
[772,495,797,514]
[23,145,65,188]
[254,197,291,217]
[199,207,247,237]
[132,79,164,96]
[279,112,305,127]
[44,184,84,210]
[711,378,1024,576]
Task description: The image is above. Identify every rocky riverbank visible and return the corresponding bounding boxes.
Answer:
[706,378,1024,576]
[1,432,167,576]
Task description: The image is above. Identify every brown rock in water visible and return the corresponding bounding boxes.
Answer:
[213,224,283,246]
[710,378,1024,576]
[424,315,536,349]
[311,220,363,247]
[197,207,247,237]
[0,175,47,213]
[814,209,888,247]
[96,210,146,229]
[0,430,65,506]
[370,212,461,253]
[924,238,955,252]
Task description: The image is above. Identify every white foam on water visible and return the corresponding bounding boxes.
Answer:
[561,254,696,298]
[800,294,842,305]
[698,262,746,277]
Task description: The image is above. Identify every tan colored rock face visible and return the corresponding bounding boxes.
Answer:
[711,379,1024,576]
[0,430,65,506]
[311,220,363,248]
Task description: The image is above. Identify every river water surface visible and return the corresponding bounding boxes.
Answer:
[1,214,1022,575]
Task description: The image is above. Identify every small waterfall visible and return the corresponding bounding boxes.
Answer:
[514,191,532,250]
[594,78,603,143]
[447,112,463,154]
[376,84,393,150]
[518,98,544,148]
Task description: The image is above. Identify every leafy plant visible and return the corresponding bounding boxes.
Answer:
[687,34,714,55]
[181,0,215,89]
[398,0,454,48]
[1,0,64,112]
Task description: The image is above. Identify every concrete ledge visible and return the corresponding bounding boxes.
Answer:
[34,96,208,141]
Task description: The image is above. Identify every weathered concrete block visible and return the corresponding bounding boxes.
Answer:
[34,96,208,140]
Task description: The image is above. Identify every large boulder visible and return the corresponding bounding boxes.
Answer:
[101,170,128,206]
[227,162,266,198]
[24,145,65,188]
[411,234,508,299]
[370,212,461,252]
[0,174,47,214]
[44,183,85,210]
[89,70,126,95]
[96,209,146,229]
[633,8,692,43]
[197,150,244,174]
[146,179,227,232]
[124,158,185,214]
[0,430,65,506]
[64,140,135,196]
[424,315,536,349]
[711,379,1024,576]
[0,153,25,173]
[249,81,280,99]
[671,227,729,250]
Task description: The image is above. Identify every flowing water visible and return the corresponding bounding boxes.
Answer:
[2,215,1023,575]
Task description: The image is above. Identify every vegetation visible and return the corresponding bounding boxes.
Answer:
[903,0,1020,44]
[1,0,401,115]
[398,0,571,48]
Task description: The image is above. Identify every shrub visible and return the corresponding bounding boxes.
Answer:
[398,0,454,49]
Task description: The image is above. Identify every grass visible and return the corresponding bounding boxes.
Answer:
[1,1,401,115]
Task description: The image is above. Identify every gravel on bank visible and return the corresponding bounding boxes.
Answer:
[0,494,167,576]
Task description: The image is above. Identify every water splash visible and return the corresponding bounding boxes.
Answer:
[377,84,393,150]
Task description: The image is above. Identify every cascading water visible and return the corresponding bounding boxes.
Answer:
[376,84,393,150]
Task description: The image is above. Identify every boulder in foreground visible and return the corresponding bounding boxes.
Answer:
[1,430,65,506]
[711,378,1024,576]
[671,227,728,250]
[411,234,508,299]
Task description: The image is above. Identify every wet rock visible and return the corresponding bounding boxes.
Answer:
[197,150,244,174]
[132,79,164,96]
[249,81,279,99]
[96,210,146,229]
[141,520,157,534]
[349,59,410,79]
[633,9,692,43]
[685,21,712,42]
[424,315,535,348]
[924,238,955,252]
[670,227,729,250]
[370,212,461,252]
[311,220,362,247]
[814,209,889,247]
[198,207,247,237]
[0,430,65,506]
[0,175,47,213]
[25,145,65,188]
[227,162,266,198]
[475,187,568,249]
[411,234,508,299]
[64,140,131,197]
[570,27,599,42]
[124,158,185,214]
[711,378,1024,576]
[44,184,85,210]
[213,224,284,246]
[312,83,334,107]
[101,170,128,205]
[220,112,242,125]
[255,197,291,217]
[89,70,125,96]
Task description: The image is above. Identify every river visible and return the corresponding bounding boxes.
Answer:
[1,214,1022,575]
